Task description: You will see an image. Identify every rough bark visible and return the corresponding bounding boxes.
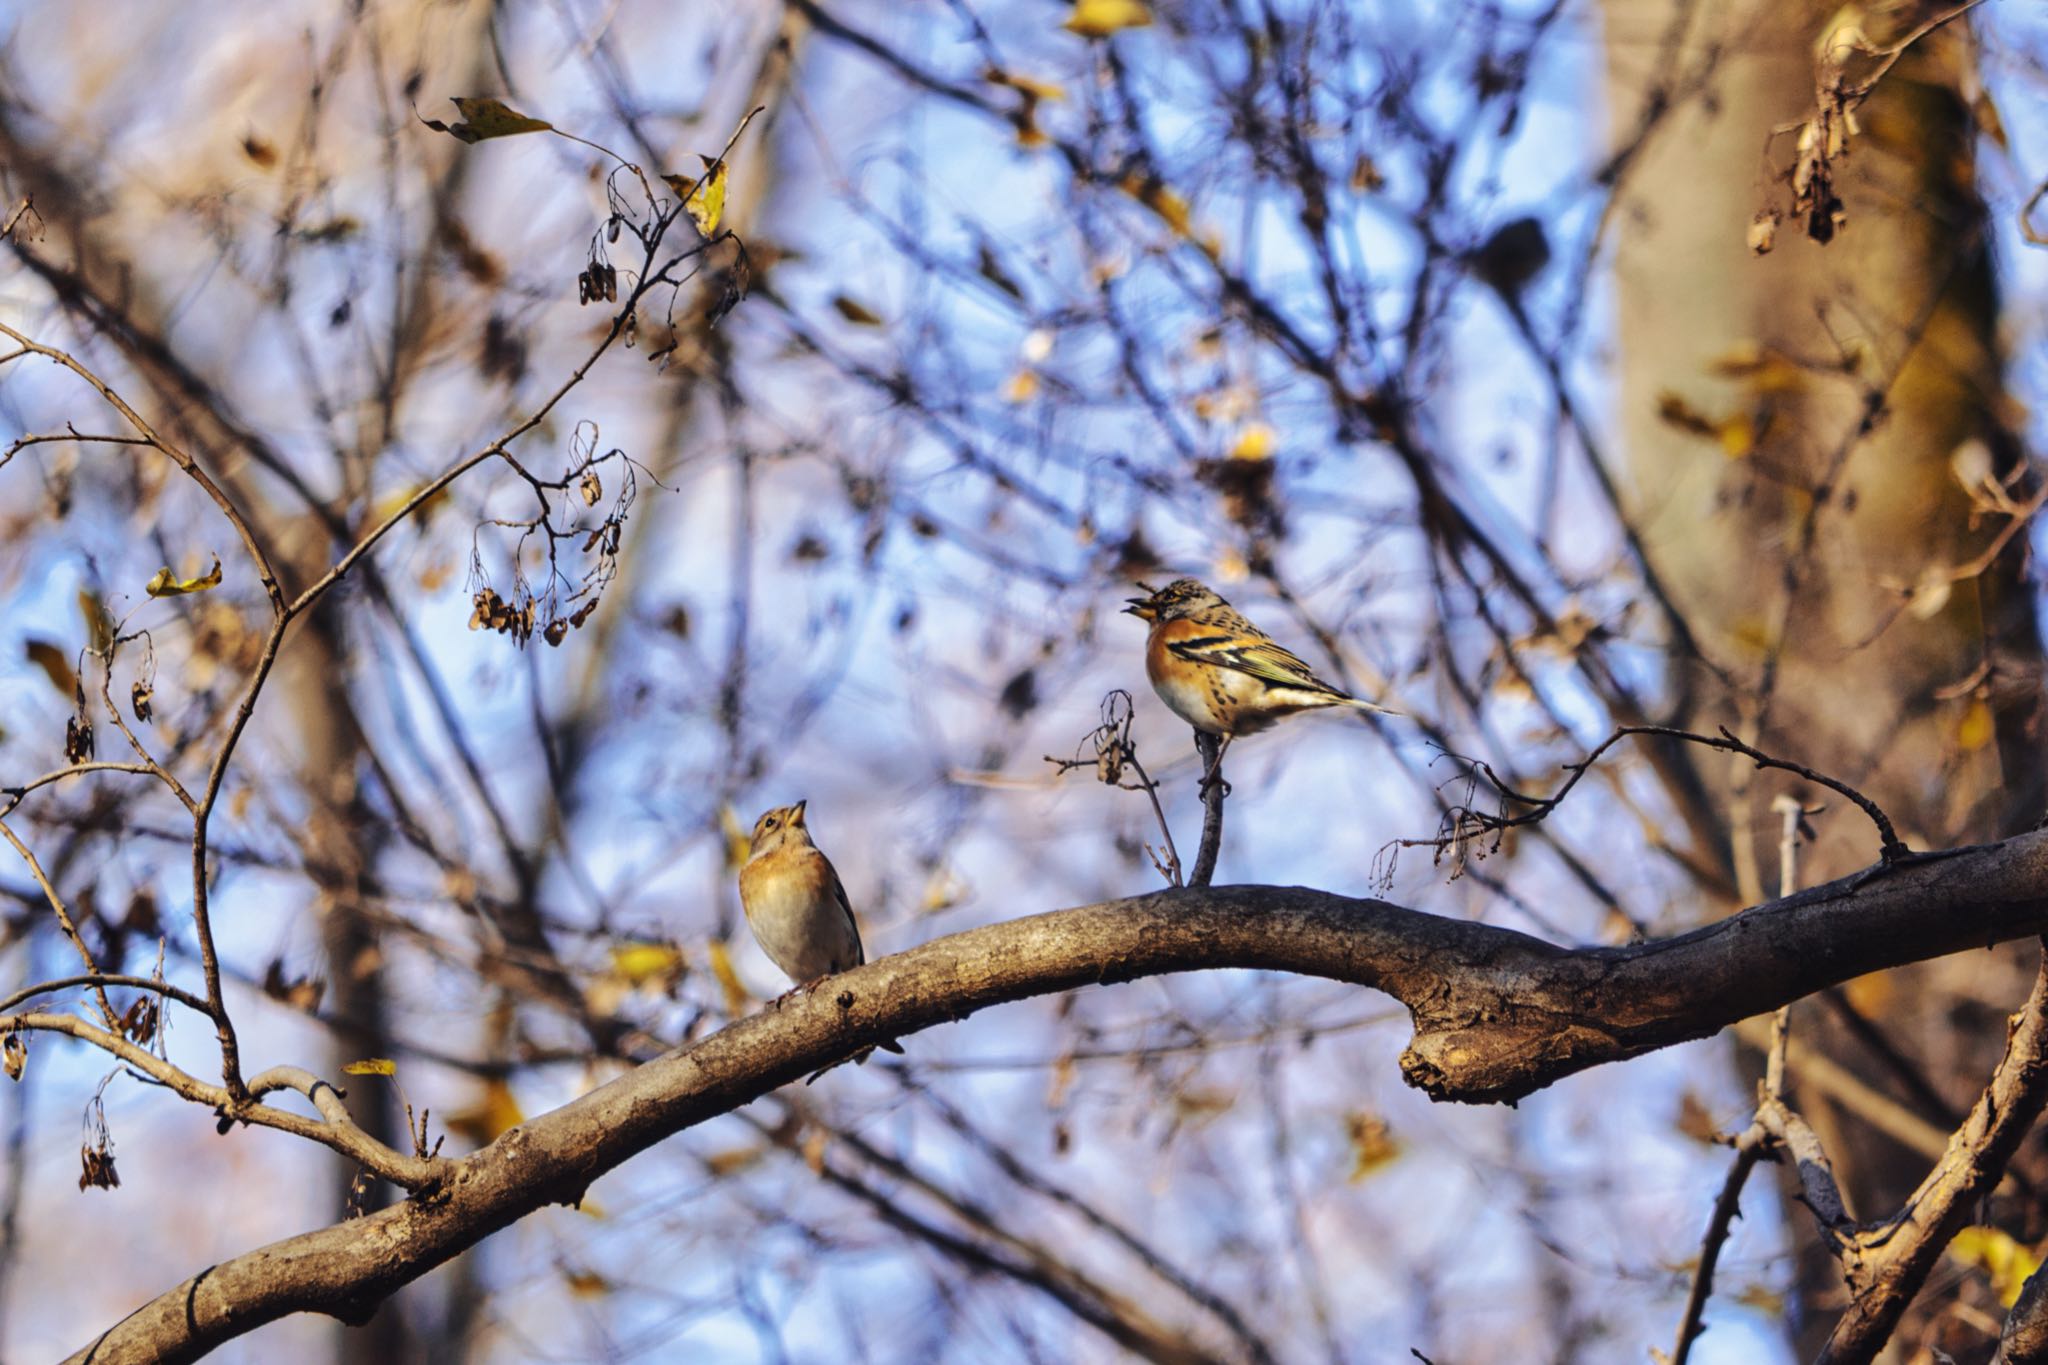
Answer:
[1601,0,2039,1348]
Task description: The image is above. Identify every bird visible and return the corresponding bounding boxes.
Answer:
[737,800,902,1064]
[1123,578,1396,774]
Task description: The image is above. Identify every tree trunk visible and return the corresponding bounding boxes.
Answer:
[1601,0,2040,1350]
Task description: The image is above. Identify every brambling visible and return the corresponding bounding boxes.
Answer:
[1124,578,1395,766]
[737,801,902,1059]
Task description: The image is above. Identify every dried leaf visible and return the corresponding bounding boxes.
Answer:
[343,1058,397,1077]
[2,1034,24,1082]
[1064,0,1152,37]
[1674,1090,1722,1145]
[145,557,223,598]
[1958,698,1995,752]
[78,1142,119,1191]
[564,1268,611,1298]
[1345,1112,1401,1181]
[1119,173,1191,236]
[23,639,76,697]
[719,804,751,872]
[802,1125,828,1174]
[78,588,115,655]
[421,96,554,144]
[446,1078,525,1146]
[119,996,158,1046]
[1229,423,1275,461]
[1951,1226,2041,1307]
[704,1145,764,1177]
[831,295,885,326]
[1908,566,1953,621]
[707,937,751,1015]
[1747,210,1780,257]
[263,960,326,1012]
[608,941,685,989]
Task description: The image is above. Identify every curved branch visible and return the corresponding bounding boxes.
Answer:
[5,1013,445,1191]
[62,827,2048,1362]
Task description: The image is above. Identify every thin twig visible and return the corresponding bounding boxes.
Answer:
[1388,723,1908,869]
[1669,1125,1766,1365]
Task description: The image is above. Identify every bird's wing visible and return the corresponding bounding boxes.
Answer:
[823,857,866,967]
[1165,626,1350,698]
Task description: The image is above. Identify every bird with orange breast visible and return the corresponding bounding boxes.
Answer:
[1123,578,1396,776]
[738,800,902,1067]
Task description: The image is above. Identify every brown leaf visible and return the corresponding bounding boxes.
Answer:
[420,97,554,144]
[831,295,885,326]
[23,640,76,697]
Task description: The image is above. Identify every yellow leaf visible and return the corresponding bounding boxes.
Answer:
[446,1078,525,1145]
[831,295,885,326]
[1735,1283,1786,1316]
[1708,341,1806,395]
[423,97,554,144]
[1729,616,1776,659]
[681,159,729,237]
[707,938,751,1014]
[1951,1226,2041,1307]
[987,70,1067,103]
[704,1145,764,1177]
[1230,423,1275,461]
[1064,0,1152,37]
[370,483,450,531]
[660,105,765,239]
[1004,370,1040,403]
[1346,1112,1401,1181]
[23,640,77,698]
[1715,413,1755,460]
[609,940,685,988]
[719,804,752,872]
[1958,698,1995,752]
[1214,547,1249,583]
[564,1268,611,1298]
[343,1058,397,1076]
[1120,173,1191,236]
[1843,969,1894,1018]
[146,557,223,598]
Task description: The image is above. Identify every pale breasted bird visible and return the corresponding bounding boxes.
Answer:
[1123,578,1396,766]
[737,801,901,1060]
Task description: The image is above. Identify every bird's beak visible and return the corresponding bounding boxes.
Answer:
[792,799,807,823]
[1124,593,1156,620]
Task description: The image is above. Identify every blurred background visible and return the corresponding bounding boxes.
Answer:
[3,0,2048,1360]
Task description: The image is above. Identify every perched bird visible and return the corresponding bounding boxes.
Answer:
[1124,578,1395,769]
[737,800,901,1061]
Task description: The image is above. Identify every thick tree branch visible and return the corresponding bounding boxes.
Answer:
[63,827,2048,1362]
[1817,945,2048,1363]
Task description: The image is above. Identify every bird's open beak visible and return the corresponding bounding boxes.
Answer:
[1124,583,1159,619]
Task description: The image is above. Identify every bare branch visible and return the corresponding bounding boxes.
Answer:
[56,827,2048,1360]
